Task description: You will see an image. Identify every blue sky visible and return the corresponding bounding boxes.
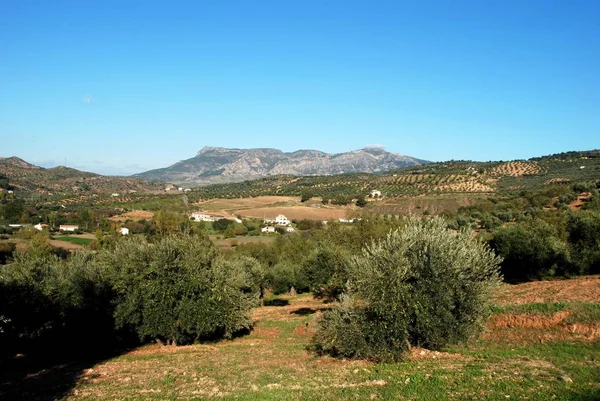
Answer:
[1,0,598,175]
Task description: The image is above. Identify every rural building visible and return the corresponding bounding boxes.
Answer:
[338,218,355,223]
[34,223,49,231]
[119,227,130,235]
[59,225,79,232]
[274,214,290,226]
[190,212,217,222]
[370,190,382,197]
[111,193,120,197]
[286,227,296,233]
[264,214,290,226]
[261,226,276,233]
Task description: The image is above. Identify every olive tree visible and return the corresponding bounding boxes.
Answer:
[101,235,259,345]
[312,217,501,361]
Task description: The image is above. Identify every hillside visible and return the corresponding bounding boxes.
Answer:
[134,146,429,186]
[193,150,600,199]
[0,157,163,194]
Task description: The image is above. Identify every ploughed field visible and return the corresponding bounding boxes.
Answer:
[4,277,600,400]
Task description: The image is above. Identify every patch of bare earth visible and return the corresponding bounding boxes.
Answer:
[237,206,347,221]
[48,240,83,250]
[485,312,600,344]
[568,192,592,210]
[493,275,600,305]
[195,196,300,211]
[108,210,154,222]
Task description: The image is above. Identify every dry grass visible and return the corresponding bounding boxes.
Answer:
[493,275,600,305]
[237,206,347,221]
[108,210,154,222]
[51,278,600,400]
[195,196,300,211]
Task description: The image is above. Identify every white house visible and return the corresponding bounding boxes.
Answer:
[111,193,120,197]
[119,227,130,235]
[274,214,290,226]
[370,190,382,198]
[261,226,276,233]
[338,218,355,223]
[286,227,296,233]
[190,212,216,222]
[59,225,79,232]
[34,223,49,231]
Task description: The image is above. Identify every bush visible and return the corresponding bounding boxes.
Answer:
[101,235,258,345]
[300,245,349,300]
[491,220,571,281]
[0,242,15,264]
[566,211,600,274]
[311,217,501,361]
[0,249,115,355]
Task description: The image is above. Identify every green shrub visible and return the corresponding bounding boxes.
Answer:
[311,217,501,362]
[300,245,349,300]
[491,220,571,281]
[0,249,115,355]
[101,235,258,345]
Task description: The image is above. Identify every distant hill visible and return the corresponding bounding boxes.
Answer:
[134,147,429,186]
[0,157,163,194]
[192,150,600,199]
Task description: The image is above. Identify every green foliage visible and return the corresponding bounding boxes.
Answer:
[300,245,349,300]
[566,210,600,274]
[0,242,16,264]
[0,249,115,355]
[311,217,502,361]
[101,235,257,344]
[491,220,571,281]
[355,195,367,207]
[300,192,313,202]
[213,218,234,232]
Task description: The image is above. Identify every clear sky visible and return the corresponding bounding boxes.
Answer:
[1,0,598,175]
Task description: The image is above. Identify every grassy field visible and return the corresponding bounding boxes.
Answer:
[53,236,94,246]
[6,276,583,400]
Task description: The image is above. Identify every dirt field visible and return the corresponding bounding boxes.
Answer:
[237,206,347,221]
[493,275,600,305]
[195,196,300,211]
[109,210,154,222]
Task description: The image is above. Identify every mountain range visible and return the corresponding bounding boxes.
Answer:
[134,147,429,186]
[0,157,162,194]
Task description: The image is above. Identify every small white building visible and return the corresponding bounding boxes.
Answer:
[119,227,130,235]
[190,212,216,222]
[274,214,290,226]
[34,223,49,231]
[261,226,276,233]
[338,218,355,223]
[59,225,79,232]
[184,188,192,192]
[111,193,120,197]
[370,190,382,198]
[286,226,295,233]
